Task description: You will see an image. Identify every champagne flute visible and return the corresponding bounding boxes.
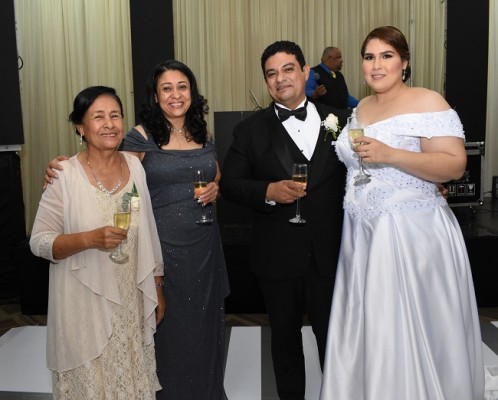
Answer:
[110,201,131,264]
[193,169,213,225]
[289,163,307,224]
[348,116,371,185]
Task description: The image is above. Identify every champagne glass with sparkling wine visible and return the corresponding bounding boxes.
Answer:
[193,169,213,225]
[348,116,371,185]
[289,163,308,224]
[110,201,131,263]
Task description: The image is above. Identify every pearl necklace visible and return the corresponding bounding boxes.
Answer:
[86,152,123,197]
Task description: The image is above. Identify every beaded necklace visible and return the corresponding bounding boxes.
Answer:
[171,127,185,134]
[86,152,123,197]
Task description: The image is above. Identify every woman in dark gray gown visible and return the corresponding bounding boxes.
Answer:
[121,60,229,400]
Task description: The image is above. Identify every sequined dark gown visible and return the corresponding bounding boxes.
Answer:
[121,127,230,400]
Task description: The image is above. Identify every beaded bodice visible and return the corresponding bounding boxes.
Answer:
[335,110,465,219]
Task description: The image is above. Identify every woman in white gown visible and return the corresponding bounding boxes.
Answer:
[319,26,484,400]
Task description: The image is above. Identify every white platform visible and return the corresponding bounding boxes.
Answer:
[1,325,497,399]
[0,326,321,398]
[224,326,322,399]
[0,326,51,393]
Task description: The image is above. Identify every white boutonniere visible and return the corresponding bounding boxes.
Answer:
[321,113,341,141]
[131,195,140,211]
[122,182,140,211]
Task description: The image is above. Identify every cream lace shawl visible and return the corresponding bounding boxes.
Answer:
[30,152,163,372]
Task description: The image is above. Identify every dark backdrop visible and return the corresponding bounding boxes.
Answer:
[0,0,26,303]
[0,0,24,146]
[214,111,266,313]
[129,0,175,124]
[445,0,489,143]
[445,0,489,205]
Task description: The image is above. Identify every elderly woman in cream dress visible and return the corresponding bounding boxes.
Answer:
[30,86,164,399]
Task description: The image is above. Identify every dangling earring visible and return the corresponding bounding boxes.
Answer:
[402,69,406,82]
[79,134,83,146]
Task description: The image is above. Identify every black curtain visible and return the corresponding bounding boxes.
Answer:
[129,0,175,124]
[445,0,489,142]
[0,0,26,302]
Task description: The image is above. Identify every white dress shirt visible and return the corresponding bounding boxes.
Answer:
[274,99,321,160]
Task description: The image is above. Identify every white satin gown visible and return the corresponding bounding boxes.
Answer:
[319,110,484,400]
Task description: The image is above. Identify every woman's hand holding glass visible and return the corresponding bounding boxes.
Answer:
[193,169,214,225]
[195,180,219,206]
[110,201,131,263]
[348,116,371,185]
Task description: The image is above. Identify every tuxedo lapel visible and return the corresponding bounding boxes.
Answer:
[266,105,294,178]
[308,101,335,188]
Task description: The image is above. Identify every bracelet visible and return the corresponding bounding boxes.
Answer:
[155,281,164,288]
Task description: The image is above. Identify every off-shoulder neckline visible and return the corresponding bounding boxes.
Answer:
[362,109,456,129]
[129,127,210,153]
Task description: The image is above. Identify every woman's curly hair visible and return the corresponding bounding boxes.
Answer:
[139,60,209,147]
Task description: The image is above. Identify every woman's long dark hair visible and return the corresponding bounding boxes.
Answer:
[139,60,209,147]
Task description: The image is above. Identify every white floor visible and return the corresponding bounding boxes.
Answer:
[0,326,50,393]
[1,325,497,399]
[224,326,322,399]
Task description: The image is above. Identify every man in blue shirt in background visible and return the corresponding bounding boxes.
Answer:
[305,46,358,112]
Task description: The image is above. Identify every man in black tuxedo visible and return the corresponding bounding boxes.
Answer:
[219,41,347,400]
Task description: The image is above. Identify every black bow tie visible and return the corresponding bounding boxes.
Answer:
[275,101,308,121]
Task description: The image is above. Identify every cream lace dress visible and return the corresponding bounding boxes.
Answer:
[52,179,160,399]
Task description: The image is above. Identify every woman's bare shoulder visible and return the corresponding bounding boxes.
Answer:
[133,124,147,139]
[406,87,449,111]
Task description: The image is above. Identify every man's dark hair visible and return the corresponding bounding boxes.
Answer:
[260,40,307,76]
